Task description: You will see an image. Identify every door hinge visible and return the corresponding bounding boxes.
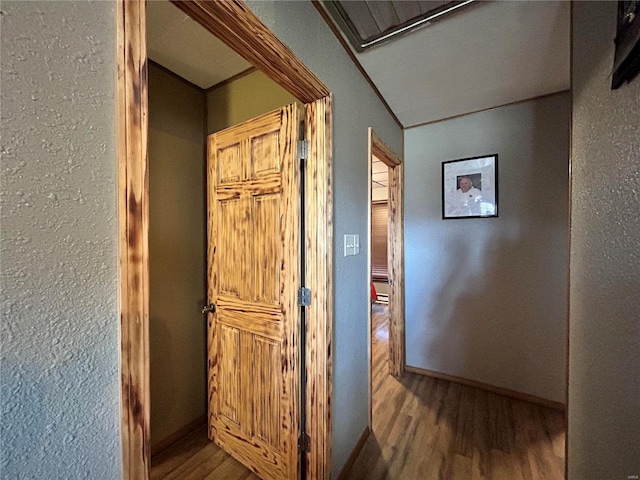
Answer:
[298,432,311,453]
[297,140,309,160]
[297,287,311,307]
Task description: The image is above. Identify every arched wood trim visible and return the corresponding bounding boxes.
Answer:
[117,1,333,478]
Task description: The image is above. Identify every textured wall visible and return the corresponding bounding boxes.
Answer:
[206,69,296,134]
[0,2,120,478]
[569,2,640,478]
[244,2,403,477]
[404,93,570,403]
[148,64,207,448]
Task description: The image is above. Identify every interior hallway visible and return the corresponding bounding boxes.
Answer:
[151,303,565,479]
[345,304,565,479]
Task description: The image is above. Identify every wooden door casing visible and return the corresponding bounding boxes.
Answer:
[118,2,334,477]
[207,104,300,480]
[368,128,405,382]
[387,161,405,377]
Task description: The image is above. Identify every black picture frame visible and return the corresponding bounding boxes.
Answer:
[612,0,640,89]
[442,154,498,219]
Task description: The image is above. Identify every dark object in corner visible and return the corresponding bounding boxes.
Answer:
[612,1,640,89]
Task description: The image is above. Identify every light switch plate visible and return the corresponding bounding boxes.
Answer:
[344,234,360,256]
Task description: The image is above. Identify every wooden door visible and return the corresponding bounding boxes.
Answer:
[206,104,301,480]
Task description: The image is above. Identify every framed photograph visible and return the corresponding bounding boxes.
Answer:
[612,0,640,89]
[442,154,498,219]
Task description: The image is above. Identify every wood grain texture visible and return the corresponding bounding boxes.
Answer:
[151,306,565,480]
[387,162,405,377]
[170,0,329,104]
[371,130,401,167]
[207,105,300,480]
[151,425,259,480]
[348,306,566,480]
[117,1,150,478]
[369,129,404,378]
[305,96,333,480]
[122,2,334,477]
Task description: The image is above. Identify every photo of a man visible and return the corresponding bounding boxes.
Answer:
[454,174,482,214]
[442,155,498,219]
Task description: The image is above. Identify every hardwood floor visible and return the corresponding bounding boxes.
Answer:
[151,425,258,480]
[345,304,566,480]
[151,304,565,479]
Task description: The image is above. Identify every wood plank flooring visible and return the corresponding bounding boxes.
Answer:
[345,304,565,480]
[151,304,565,479]
[151,425,257,480]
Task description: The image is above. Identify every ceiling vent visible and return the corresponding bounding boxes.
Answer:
[322,0,477,52]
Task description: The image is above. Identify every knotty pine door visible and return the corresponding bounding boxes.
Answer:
[206,104,301,480]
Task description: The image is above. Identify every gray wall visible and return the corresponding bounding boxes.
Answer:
[244,2,403,477]
[148,64,207,448]
[569,2,640,478]
[0,2,120,478]
[404,93,570,403]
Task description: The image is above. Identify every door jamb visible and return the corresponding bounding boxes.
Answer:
[367,128,405,426]
[117,2,333,478]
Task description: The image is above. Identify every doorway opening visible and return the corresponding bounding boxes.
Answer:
[145,2,301,463]
[367,128,404,428]
[147,37,301,480]
[117,1,333,478]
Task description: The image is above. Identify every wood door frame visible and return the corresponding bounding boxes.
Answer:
[116,1,333,478]
[367,128,405,425]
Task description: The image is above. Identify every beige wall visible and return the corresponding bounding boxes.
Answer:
[569,2,640,477]
[404,92,570,403]
[149,63,207,446]
[207,69,296,134]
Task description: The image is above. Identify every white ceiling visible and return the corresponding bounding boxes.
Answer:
[146,0,250,89]
[146,0,570,127]
[372,155,388,201]
[336,0,571,127]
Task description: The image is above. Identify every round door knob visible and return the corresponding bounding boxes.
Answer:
[201,303,216,314]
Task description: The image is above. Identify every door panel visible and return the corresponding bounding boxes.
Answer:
[252,335,281,445]
[217,324,241,425]
[207,104,300,480]
[251,132,281,177]
[218,143,242,183]
[218,197,245,298]
[252,194,281,305]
